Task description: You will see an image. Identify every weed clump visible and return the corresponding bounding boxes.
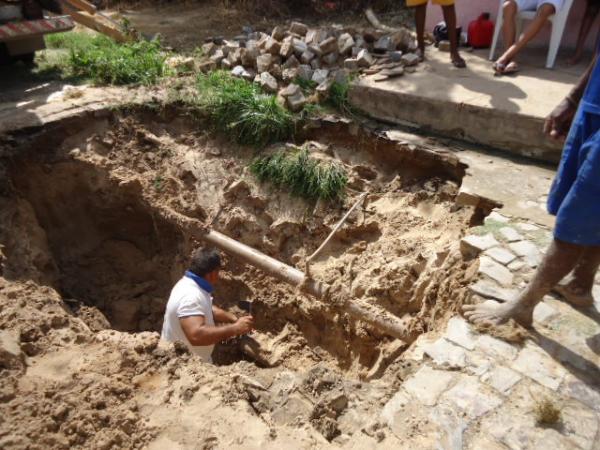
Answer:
[325,81,356,116]
[250,148,347,202]
[196,71,293,147]
[45,32,168,85]
[534,396,561,426]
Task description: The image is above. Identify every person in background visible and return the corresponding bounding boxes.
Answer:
[161,247,254,363]
[464,45,600,326]
[568,0,600,65]
[406,0,467,68]
[493,0,564,75]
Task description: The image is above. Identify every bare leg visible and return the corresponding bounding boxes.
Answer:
[414,4,427,59]
[441,4,466,67]
[496,3,556,67]
[568,1,600,65]
[556,246,600,306]
[463,238,585,327]
[502,0,518,50]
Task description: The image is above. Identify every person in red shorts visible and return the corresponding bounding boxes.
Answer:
[406,0,466,68]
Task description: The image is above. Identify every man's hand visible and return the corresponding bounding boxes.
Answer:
[544,98,577,140]
[233,316,254,335]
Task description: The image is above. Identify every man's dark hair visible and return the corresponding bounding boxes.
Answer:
[189,248,221,277]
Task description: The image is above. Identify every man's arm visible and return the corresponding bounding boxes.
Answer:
[180,315,254,346]
[212,305,237,323]
[545,54,597,139]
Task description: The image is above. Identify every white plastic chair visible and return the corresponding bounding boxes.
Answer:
[489,0,575,69]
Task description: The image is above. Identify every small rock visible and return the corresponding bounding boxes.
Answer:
[210,49,225,64]
[460,234,500,258]
[289,21,308,36]
[357,49,374,67]
[484,247,517,266]
[478,256,514,286]
[231,65,251,79]
[256,54,273,73]
[499,227,523,242]
[438,40,451,52]
[344,58,359,70]
[271,26,285,41]
[279,83,301,97]
[469,280,517,303]
[282,54,300,69]
[201,42,217,56]
[292,38,308,55]
[300,50,315,64]
[400,52,420,66]
[286,91,307,112]
[331,69,349,84]
[485,211,511,224]
[264,38,281,55]
[259,72,278,93]
[351,46,362,57]
[389,50,403,62]
[297,64,314,81]
[310,59,321,70]
[337,33,355,55]
[373,66,404,82]
[282,67,299,82]
[280,37,294,59]
[374,36,393,53]
[322,52,339,66]
[319,36,338,54]
[311,69,329,84]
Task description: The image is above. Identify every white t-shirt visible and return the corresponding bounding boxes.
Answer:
[161,276,215,362]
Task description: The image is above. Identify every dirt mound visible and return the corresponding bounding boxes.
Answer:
[0,107,475,448]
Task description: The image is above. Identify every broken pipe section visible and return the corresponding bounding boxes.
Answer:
[161,207,417,343]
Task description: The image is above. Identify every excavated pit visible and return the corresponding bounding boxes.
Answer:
[0,106,477,374]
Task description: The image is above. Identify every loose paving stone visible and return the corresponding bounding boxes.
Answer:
[507,259,526,272]
[460,233,500,258]
[469,280,517,302]
[256,54,273,73]
[484,247,517,266]
[289,21,308,36]
[344,58,359,70]
[560,374,600,412]
[485,211,511,224]
[481,365,522,394]
[380,390,411,427]
[479,256,514,286]
[509,241,542,267]
[296,64,313,80]
[560,404,599,450]
[357,49,374,67]
[423,338,467,369]
[512,344,567,391]
[259,72,278,93]
[532,301,559,325]
[403,365,456,406]
[499,227,523,242]
[318,36,338,54]
[444,316,476,350]
[476,334,519,361]
[466,352,493,376]
[311,69,329,84]
[441,375,503,419]
[400,52,420,66]
[516,222,540,232]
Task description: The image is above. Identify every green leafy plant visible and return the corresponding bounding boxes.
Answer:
[250,148,347,201]
[293,76,317,93]
[45,32,168,85]
[196,71,293,147]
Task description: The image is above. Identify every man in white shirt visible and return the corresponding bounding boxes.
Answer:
[161,248,254,362]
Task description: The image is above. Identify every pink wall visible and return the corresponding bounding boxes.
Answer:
[424,0,597,51]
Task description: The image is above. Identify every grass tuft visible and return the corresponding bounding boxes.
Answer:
[196,71,293,147]
[249,148,347,202]
[325,80,355,116]
[534,397,561,426]
[43,32,168,85]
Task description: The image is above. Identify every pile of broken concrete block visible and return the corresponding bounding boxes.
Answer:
[199,21,420,112]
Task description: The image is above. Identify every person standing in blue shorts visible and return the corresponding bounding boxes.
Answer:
[464,47,600,327]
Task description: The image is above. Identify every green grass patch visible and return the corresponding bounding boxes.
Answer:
[196,71,294,147]
[43,32,168,85]
[294,76,317,93]
[250,148,347,202]
[325,80,355,116]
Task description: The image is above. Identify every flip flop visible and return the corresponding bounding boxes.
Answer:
[492,61,506,75]
[553,283,594,307]
[452,58,466,68]
[503,61,520,75]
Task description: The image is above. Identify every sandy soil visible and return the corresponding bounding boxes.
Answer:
[0,106,477,448]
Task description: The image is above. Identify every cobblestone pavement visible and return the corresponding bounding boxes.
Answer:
[381,211,600,450]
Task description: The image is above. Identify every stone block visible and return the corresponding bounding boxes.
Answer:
[282,54,300,69]
[286,91,307,112]
[481,365,522,394]
[469,280,517,302]
[357,49,374,67]
[297,64,313,81]
[319,36,338,55]
[322,51,339,66]
[259,71,278,93]
[512,344,567,390]
[311,68,329,84]
[438,40,451,52]
[292,38,308,55]
[460,233,500,257]
[256,54,273,73]
[337,32,355,55]
[316,78,334,96]
[264,38,281,55]
[476,333,519,361]
[424,338,467,369]
[442,376,504,419]
[485,211,511,224]
[484,247,516,266]
[282,67,299,82]
[201,42,217,56]
[280,37,294,59]
[403,365,456,406]
[279,83,301,97]
[374,35,393,53]
[231,65,251,79]
[271,25,285,41]
[344,58,359,70]
[444,316,476,350]
[478,256,514,286]
[508,241,542,267]
[310,59,321,70]
[400,52,420,66]
[389,50,403,62]
[210,49,225,64]
[289,21,308,36]
[532,301,559,325]
[300,50,315,64]
[499,227,523,242]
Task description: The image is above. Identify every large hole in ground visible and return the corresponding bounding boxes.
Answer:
[0,107,475,374]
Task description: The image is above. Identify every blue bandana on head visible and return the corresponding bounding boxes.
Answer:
[185,270,214,293]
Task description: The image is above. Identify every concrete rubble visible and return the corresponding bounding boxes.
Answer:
[199,21,422,111]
